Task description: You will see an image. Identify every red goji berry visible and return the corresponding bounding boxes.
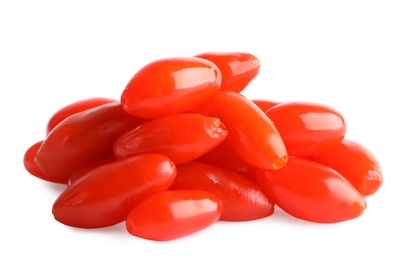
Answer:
[121,57,221,119]
[113,113,228,164]
[254,156,367,223]
[126,189,223,241]
[52,153,176,228]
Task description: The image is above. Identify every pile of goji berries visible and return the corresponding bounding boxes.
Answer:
[23,52,383,241]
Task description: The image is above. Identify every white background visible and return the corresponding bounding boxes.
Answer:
[1,1,410,259]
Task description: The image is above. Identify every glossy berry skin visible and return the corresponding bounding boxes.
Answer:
[67,155,117,186]
[254,157,367,223]
[35,102,144,179]
[194,52,260,93]
[52,153,177,228]
[126,189,223,241]
[252,99,282,113]
[266,101,346,158]
[211,90,288,170]
[196,140,256,181]
[170,161,274,221]
[46,97,117,134]
[121,57,221,119]
[23,140,68,184]
[113,113,228,164]
[311,139,383,196]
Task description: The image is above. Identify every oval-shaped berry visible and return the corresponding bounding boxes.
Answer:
[254,157,367,223]
[211,90,288,170]
[121,57,221,119]
[126,189,223,241]
[311,139,383,196]
[113,113,228,164]
[35,102,144,179]
[52,153,176,228]
[266,101,346,158]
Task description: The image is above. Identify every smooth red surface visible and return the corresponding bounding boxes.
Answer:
[170,161,274,221]
[67,155,117,186]
[113,113,228,164]
[211,90,288,170]
[52,154,177,228]
[22,51,384,241]
[254,157,367,223]
[266,101,346,158]
[46,97,117,134]
[252,99,282,113]
[121,57,221,119]
[311,139,383,196]
[126,189,223,241]
[196,139,256,180]
[35,102,145,179]
[194,52,260,93]
[23,140,68,184]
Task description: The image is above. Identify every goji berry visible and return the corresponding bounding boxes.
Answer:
[126,189,223,241]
